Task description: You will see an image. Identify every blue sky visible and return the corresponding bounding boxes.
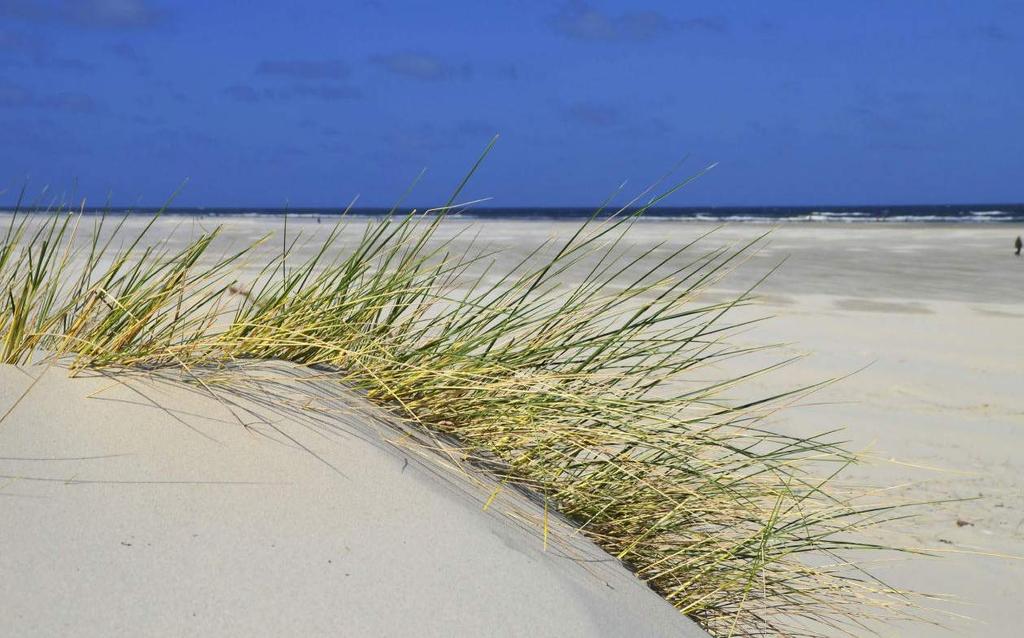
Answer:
[0,0,1021,207]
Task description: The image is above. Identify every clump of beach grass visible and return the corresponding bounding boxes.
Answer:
[0,165,927,635]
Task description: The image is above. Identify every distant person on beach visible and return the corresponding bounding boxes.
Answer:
[1016,236,1023,256]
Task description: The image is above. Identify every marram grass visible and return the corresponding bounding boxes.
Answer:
[0,177,928,636]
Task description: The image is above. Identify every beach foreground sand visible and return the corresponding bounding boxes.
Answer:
[0,361,706,637]
[1,215,1021,636]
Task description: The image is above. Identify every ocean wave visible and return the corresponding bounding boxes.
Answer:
[3,207,1022,223]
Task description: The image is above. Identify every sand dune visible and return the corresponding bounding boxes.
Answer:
[0,362,706,637]
[3,215,1021,636]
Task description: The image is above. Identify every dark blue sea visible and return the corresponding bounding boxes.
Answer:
[17,204,1024,223]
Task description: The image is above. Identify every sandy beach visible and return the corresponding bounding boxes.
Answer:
[2,215,1021,636]
[0,360,706,637]
[712,224,1024,637]
[463,220,1024,636]
[265,217,1024,634]
[499,220,1024,636]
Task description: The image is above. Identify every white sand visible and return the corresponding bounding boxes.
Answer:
[472,220,1024,636]
[2,214,1022,636]
[0,363,706,637]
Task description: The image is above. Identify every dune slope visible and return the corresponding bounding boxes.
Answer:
[0,362,706,637]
